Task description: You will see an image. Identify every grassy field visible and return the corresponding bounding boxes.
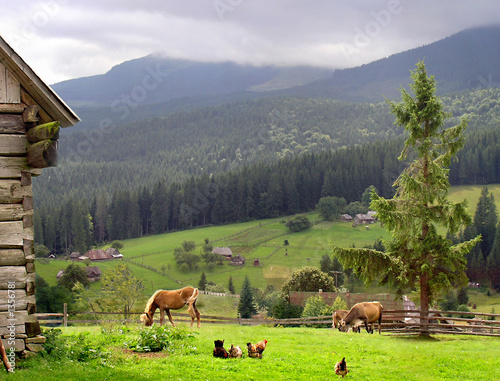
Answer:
[35,184,500,314]
[9,324,500,380]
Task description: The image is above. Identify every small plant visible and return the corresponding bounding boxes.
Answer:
[125,325,198,353]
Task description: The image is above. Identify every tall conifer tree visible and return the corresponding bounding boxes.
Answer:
[332,62,481,335]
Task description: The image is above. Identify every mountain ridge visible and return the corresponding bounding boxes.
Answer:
[52,26,500,110]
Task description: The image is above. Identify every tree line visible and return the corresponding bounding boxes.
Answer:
[34,126,500,256]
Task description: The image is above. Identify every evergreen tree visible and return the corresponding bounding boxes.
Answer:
[237,276,257,318]
[487,224,500,290]
[198,272,207,291]
[474,187,497,260]
[332,62,481,333]
[228,276,235,294]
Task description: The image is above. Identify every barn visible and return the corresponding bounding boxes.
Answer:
[0,35,79,356]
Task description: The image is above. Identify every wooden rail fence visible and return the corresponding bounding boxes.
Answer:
[35,305,500,337]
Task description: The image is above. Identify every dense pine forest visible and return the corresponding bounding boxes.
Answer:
[32,88,500,257]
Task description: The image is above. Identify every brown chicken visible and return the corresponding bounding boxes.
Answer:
[247,339,267,358]
[334,357,348,378]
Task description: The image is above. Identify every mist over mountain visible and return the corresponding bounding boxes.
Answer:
[52,26,500,113]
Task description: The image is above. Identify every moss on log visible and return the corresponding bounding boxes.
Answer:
[26,121,59,143]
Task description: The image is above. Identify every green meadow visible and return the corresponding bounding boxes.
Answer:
[35,184,500,313]
[9,324,500,381]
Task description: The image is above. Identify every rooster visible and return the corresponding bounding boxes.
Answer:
[247,339,267,358]
[334,357,348,378]
[213,339,228,358]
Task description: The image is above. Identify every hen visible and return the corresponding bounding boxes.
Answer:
[213,339,228,358]
[247,339,267,358]
[334,357,348,378]
[228,344,243,358]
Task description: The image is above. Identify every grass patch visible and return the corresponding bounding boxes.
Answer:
[10,324,500,380]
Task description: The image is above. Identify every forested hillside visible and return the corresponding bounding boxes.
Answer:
[34,88,500,209]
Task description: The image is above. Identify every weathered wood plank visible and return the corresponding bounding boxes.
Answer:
[27,139,58,168]
[0,249,26,266]
[0,311,27,330]
[27,121,59,143]
[0,267,27,289]
[0,157,28,179]
[0,103,26,114]
[0,179,31,203]
[0,63,6,102]
[0,221,33,247]
[22,105,39,122]
[0,135,26,155]
[21,89,52,126]
[0,289,27,311]
[0,114,25,134]
[0,204,32,221]
[6,69,21,103]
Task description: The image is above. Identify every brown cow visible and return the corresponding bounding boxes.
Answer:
[332,309,349,329]
[339,302,383,334]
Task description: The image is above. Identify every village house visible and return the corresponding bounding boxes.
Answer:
[212,247,233,260]
[84,249,113,261]
[353,213,376,225]
[230,254,245,266]
[105,247,123,259]
[0,35,79,355]
[69,252,81,261]
[85,266,102,282]
[340,214,352,222]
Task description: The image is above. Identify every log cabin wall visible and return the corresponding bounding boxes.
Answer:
[0,63,48,354]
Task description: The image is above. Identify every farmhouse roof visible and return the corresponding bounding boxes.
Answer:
[106,247,123,258]
[212,247,233,257]
[0,35,79,127]
[85,249,113,261]
[231,254,245,263]
[86,266,102,277]
[69,252,81,259]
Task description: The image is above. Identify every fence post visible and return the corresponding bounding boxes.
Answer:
[63,303,68,327]
[239,313,242,325]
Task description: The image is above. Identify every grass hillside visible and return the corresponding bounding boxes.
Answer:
[36,184,500,314]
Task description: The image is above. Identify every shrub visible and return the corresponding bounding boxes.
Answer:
[125,325,198,353]
[285,216,312,232]
[457,304,470,318]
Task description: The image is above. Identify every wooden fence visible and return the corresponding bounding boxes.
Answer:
[35,305,500,337]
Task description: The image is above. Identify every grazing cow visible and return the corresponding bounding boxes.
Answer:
[332,309,349,329]
[339,302,383,334]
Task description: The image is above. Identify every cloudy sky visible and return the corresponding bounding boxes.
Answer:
[2,0,500,85]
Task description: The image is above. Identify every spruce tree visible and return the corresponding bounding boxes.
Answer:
[198,272,207,291]
[487,224,500,290]
[474,187,497,259]
[237,276,257,318]
[332,62,481,334]
[228,276,235,294]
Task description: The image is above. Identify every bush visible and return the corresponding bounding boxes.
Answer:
[302,295,333,327]
[285,216,312,232]
[125,325,198,353]
[457,304,470,318]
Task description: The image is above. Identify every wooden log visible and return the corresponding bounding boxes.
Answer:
[20,89,51,126]
[0,135,27,156]
[0,204,30,221]
[0,103,25,114]
[23,196,33,211]
[0,311,27,331]
[0,289,27,311]
[0,221,33,248]
[26,139,58,168]
[0,157,28,179]
[0,180,31,203]
[0,267,27,289]
[22,105,39,123]
[21,172,31,187]
[26,121,60,143]
[0,250,25,266]
[0,337,13,372]
[0,114,25,134]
